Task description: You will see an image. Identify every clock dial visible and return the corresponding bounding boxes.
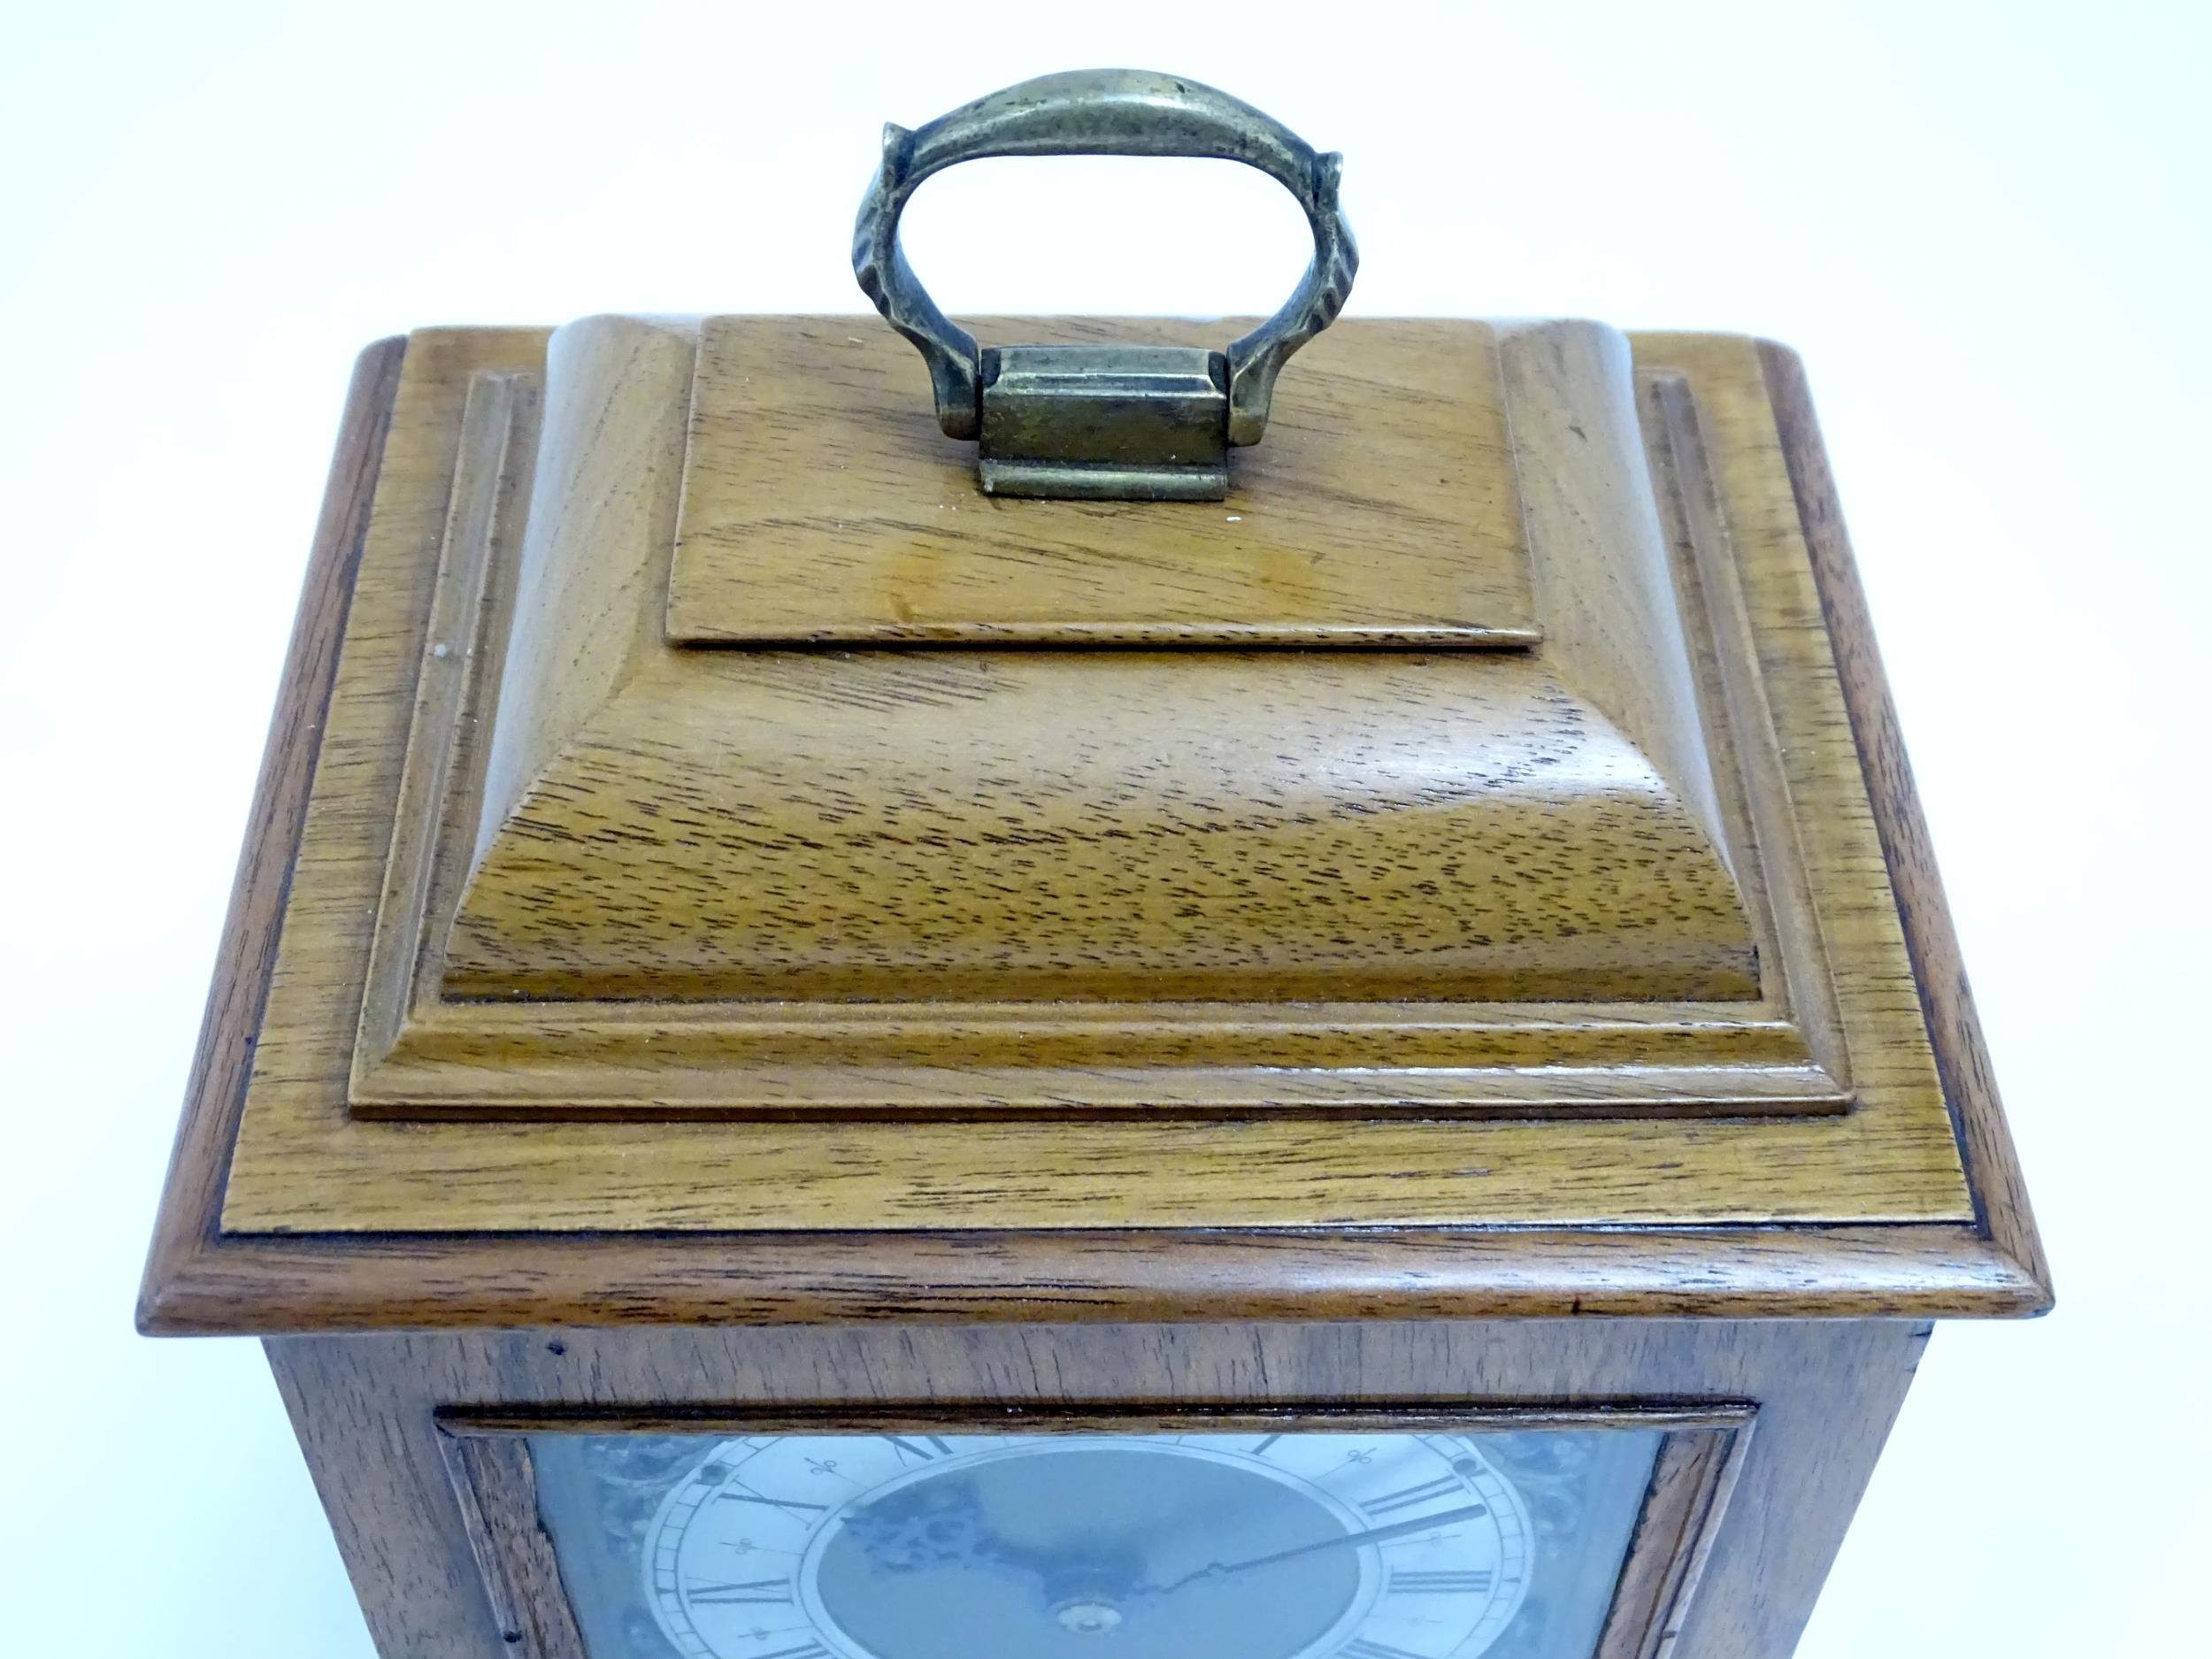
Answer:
[529,1425,1662,1659]
[639,1433,1530,1659]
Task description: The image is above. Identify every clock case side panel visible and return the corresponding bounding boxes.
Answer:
[262,1320,1923,1659]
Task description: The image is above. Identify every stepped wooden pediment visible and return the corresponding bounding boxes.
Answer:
[333,314,1864,1121]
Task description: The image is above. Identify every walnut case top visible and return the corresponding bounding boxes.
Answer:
[135,313,2050,1333]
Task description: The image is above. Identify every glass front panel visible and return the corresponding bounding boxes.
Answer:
[529,1425,1661,1659]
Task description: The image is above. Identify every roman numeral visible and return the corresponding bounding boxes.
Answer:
[1360,1475,1468,1517]
[1250,1434,1284,1456]
[1389,1569,1494,1594]
[881,1434,954,1463]
[1340,1640,1428,1659]
[749,1644,831,1659]
[716,1489,829,1516]
[688,1578,792,1605]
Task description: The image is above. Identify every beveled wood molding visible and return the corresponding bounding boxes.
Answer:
[1594,1413,1754,1659]
[434,1402,1755,1439]
[439,1432,589,1657]
[356,369,542,1069]
[138,334,409,1336]
[147,1223,2049,1335]
[135,330,2051,1334]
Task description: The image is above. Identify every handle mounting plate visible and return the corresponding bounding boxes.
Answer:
[979,344,1230,500]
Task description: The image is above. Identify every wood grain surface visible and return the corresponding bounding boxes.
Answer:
[134,325,2051,1332]
[668,317,1539,646]
[356,368,541,1068]
[443,649,1763,1005]
[223,322,1961,1221]
[333,315,1855,1120]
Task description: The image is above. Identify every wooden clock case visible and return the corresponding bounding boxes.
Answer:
[138,310,2048,1659]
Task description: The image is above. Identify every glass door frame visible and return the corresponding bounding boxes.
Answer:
[439,1403,1755,1659]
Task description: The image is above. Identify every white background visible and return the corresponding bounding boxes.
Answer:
[3,3,2206,1653]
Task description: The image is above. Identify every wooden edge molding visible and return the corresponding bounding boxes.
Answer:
[137,333,2052,1336]
[137,334,407,1333]
[433,1402,1754,1438]
[142,1221,2049,1335]
[1755,341,2053,1313]
[1593,1415,1752,1659]
[440,1432,590,1658]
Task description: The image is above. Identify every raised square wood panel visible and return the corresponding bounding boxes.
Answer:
[666,317,1540,646]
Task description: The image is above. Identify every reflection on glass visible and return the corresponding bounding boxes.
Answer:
[530,1426,1659,1659]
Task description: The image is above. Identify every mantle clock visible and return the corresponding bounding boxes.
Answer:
[139,72,2047,1659]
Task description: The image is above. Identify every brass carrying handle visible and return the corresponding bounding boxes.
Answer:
[852,68,1358,446]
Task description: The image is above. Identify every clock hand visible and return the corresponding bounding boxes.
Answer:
[1156,1501,1494,1594]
